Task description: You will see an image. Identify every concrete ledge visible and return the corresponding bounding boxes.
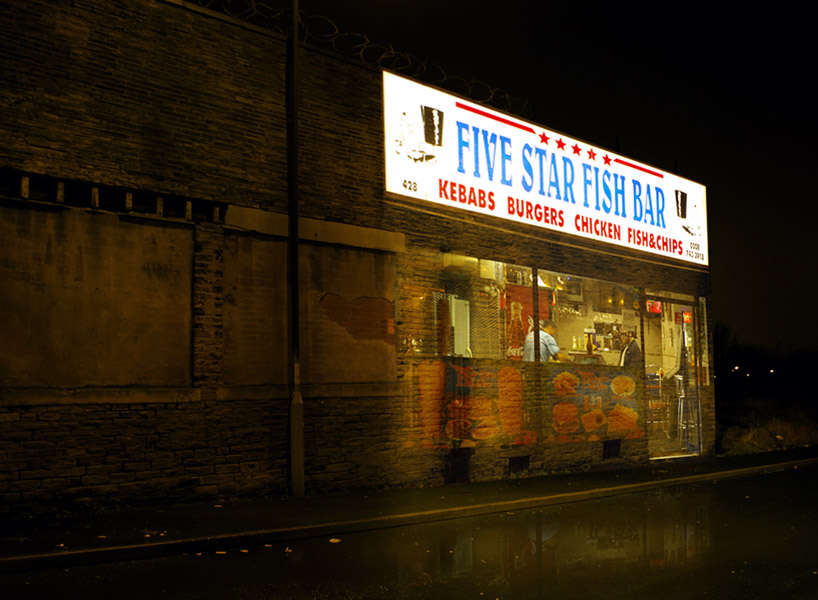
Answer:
[224,206,406,253]
[304,381,406,398]
[300,217,406,253]
[0,382,409,406]
[224,205,288,236]
[216,382,406,401]
[0,387,201,407]
[216,385,289,401]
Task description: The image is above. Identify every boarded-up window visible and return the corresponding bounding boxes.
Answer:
[222,233,288,386]
[0,205,192,387]
[300,244,396,383]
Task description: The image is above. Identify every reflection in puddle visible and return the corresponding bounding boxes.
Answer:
[278,485,713,598]
[5,468,817,600]
[392,487,711,589]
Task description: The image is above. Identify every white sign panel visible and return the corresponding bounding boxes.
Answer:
[383,71,708,266]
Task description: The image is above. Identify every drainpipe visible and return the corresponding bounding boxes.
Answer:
[532,267,540,362]
[287,0,305,498]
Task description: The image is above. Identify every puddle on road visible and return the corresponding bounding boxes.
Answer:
[272,485,714,598]
[268,466,818,599]
[4,466,817,600]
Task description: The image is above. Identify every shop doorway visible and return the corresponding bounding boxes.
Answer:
[642,297,703,458]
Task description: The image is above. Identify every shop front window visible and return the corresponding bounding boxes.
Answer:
[643,290,704,458]
[400,250,714,452]
[426,255,534,361]
[538,269,642,368]
[407,252,653,370]
[399,249,709,457]
[399,251,532,361]
[399,253,538,449]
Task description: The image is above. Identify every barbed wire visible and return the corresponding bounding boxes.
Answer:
[192,0,533,117]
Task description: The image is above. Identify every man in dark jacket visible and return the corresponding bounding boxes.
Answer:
[619,331,643,367]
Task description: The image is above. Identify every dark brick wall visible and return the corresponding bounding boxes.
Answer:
[0,0,294,513]
[193,223,226,393]
[0,0,287,210]
[0,0,714,512]
[0,397,288,513]
[297,50,385,227]
[304,394,408,489]
[286,45,673,493]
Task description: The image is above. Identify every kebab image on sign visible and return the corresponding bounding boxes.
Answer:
[393,105,444,164]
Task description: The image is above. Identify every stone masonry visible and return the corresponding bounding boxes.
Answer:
[0,0,714,514]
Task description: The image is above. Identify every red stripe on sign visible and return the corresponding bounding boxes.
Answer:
[455,102,536,134]
[613,158,664,178]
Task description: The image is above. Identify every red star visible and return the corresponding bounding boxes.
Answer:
[603,154,612,166]
[539,131,550,144]
[571,143,582,155]
[587,148,597,160]
[556,138,566,150]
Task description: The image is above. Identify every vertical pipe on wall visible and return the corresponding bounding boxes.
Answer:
[287,0,305,498]
[531,267,544,446]
[532,268,540,362]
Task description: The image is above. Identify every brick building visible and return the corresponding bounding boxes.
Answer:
[0,0,713,514]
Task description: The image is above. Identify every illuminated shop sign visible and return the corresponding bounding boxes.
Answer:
[383,71,709,266]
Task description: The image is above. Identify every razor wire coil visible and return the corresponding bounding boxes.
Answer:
[190,0,532,117]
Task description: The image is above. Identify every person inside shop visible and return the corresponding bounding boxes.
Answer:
[619,330,643,367]
[523,319,571,362]
[612,328,623,351]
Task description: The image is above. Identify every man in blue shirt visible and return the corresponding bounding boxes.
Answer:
[523,319,570,362]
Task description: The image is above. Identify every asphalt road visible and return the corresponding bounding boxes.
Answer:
[3,462,817,599]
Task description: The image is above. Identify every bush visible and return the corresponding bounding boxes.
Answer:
[713,327,818,455]
[718,410,818,456]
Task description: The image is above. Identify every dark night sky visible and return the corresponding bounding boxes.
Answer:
[292,1,818,352]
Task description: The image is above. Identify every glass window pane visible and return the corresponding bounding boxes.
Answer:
[399,250,532,361]
[644,288,695,303]
[697,297,710,386]
[539,269,641,366]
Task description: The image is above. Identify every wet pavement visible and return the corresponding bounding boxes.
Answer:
[2,454,818,599]
[2,446,818,580]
